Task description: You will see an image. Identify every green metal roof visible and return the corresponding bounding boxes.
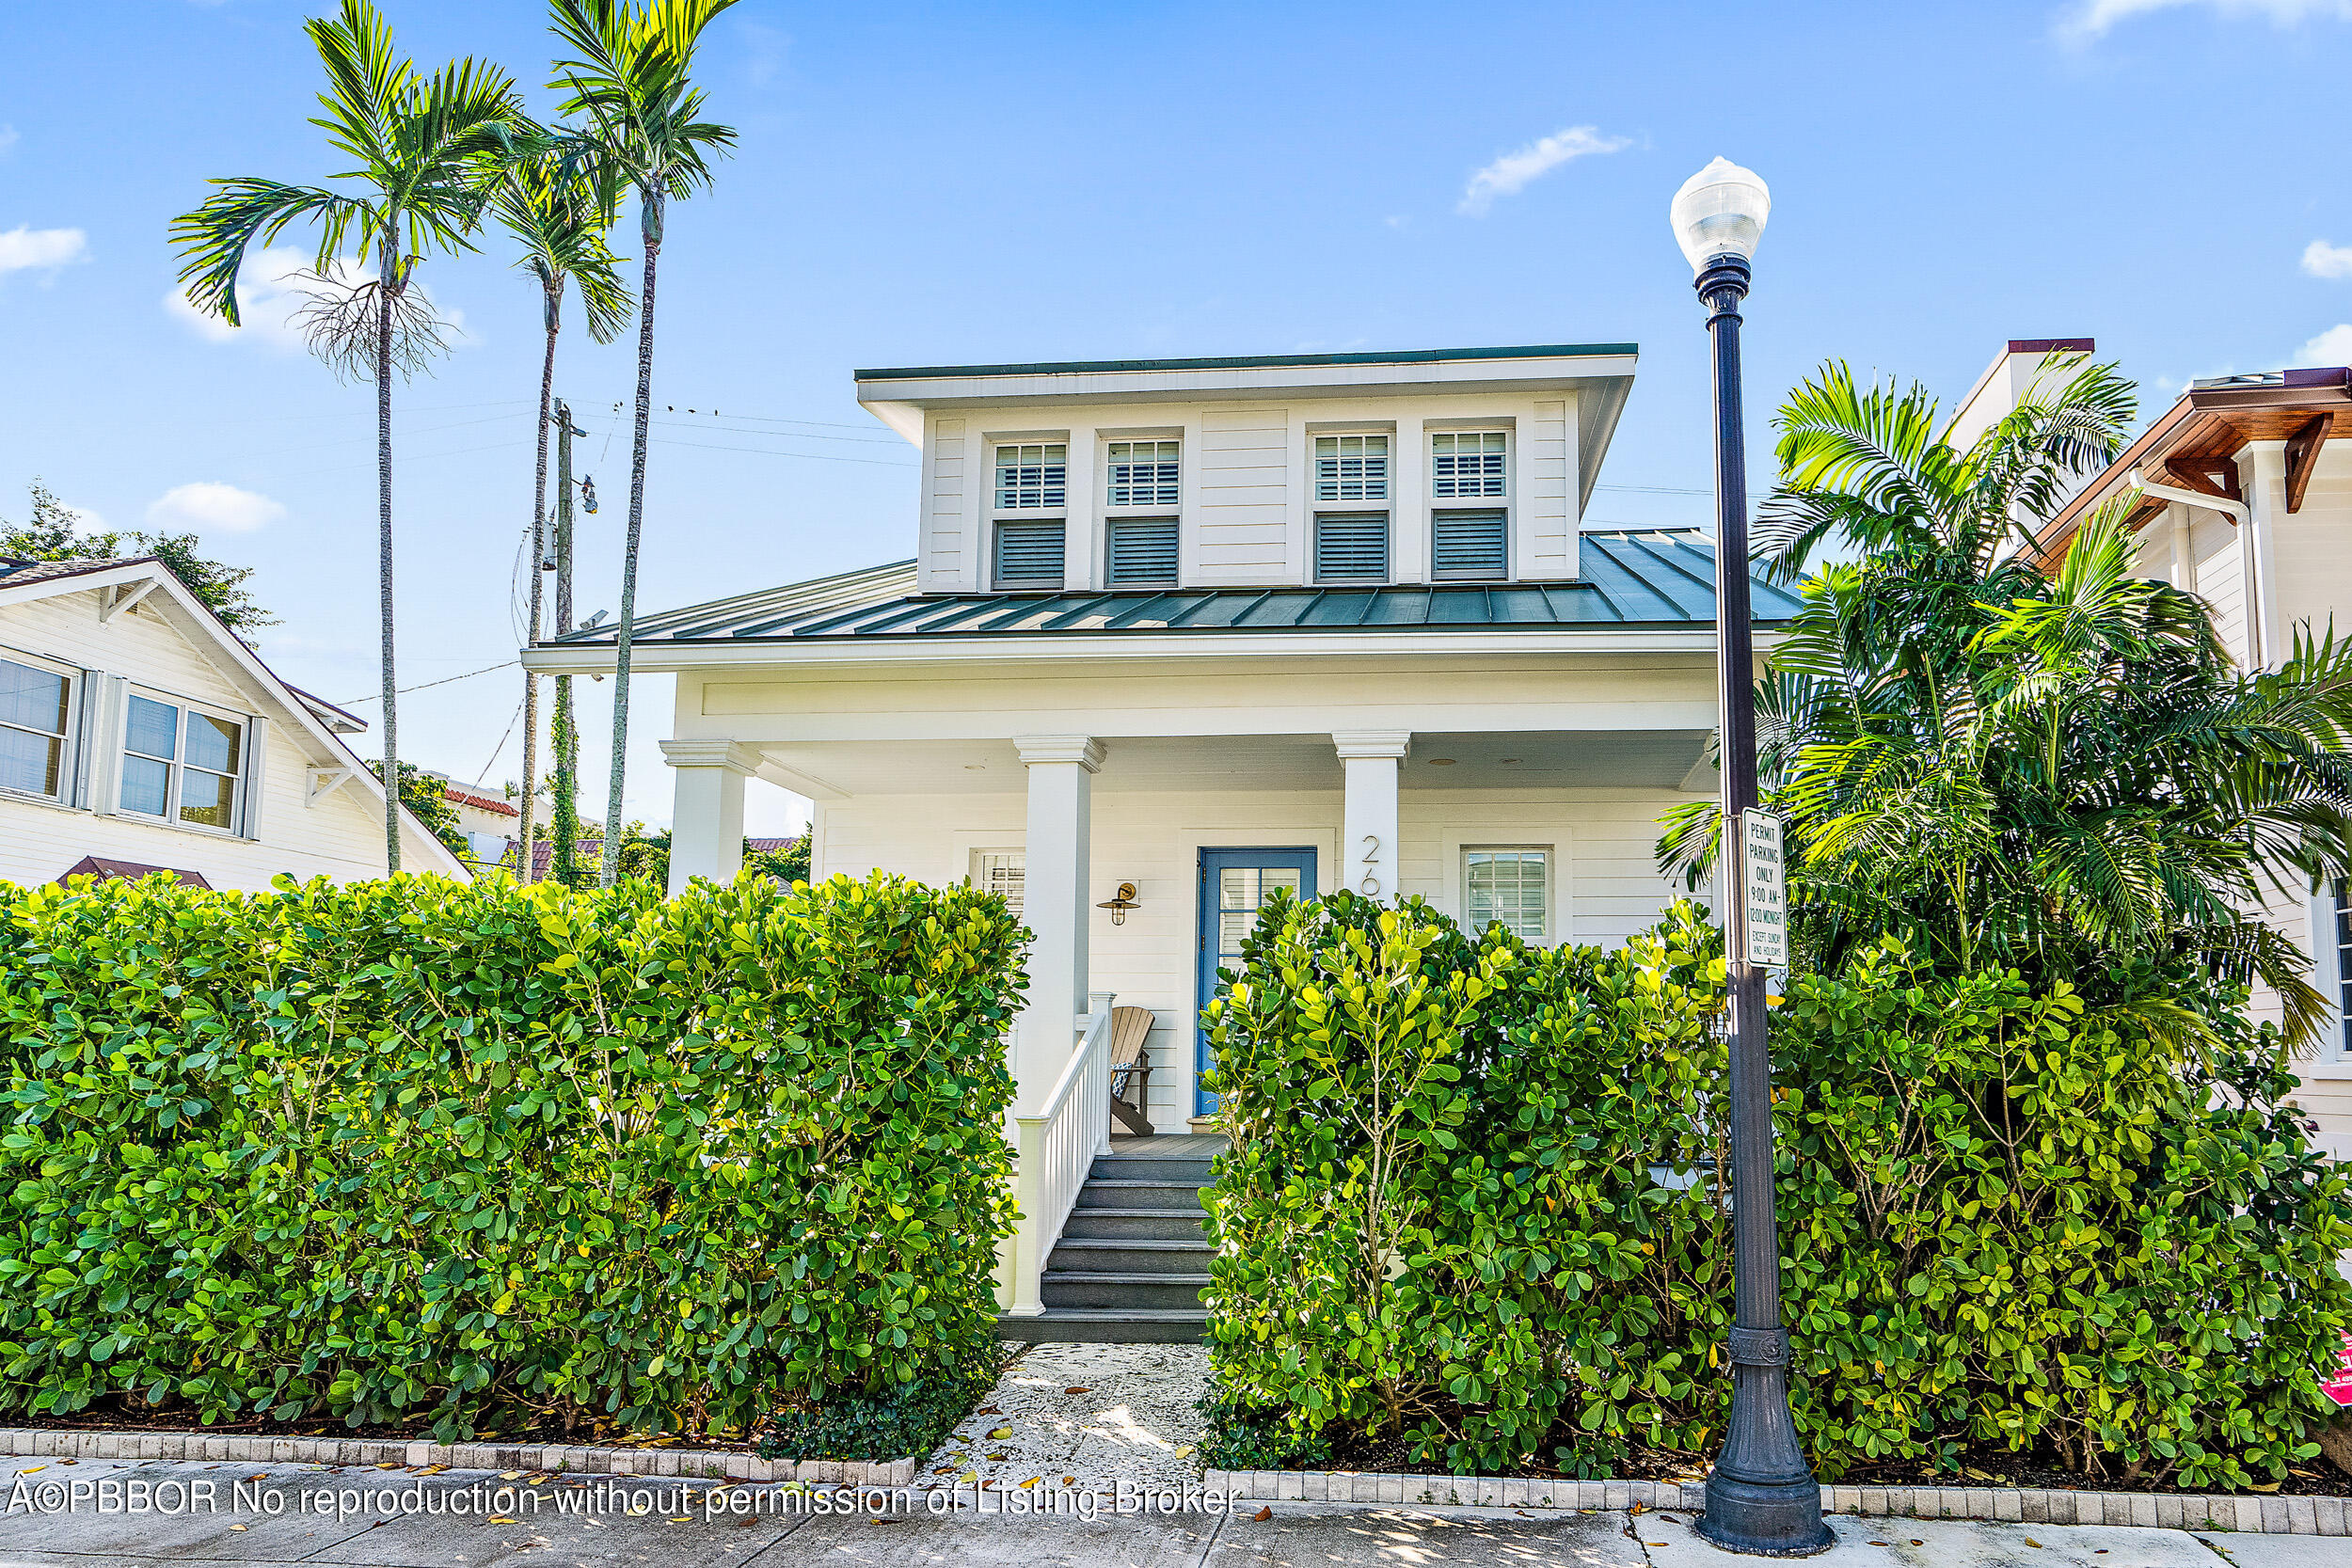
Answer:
[854,342,1639,382]
[548,531,1797,648]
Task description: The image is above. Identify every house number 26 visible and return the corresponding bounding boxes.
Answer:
[1360,833,1382,895]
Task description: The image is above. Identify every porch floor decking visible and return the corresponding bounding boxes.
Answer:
[1108,1133,1228,1159]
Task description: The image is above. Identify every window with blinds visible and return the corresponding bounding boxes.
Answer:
[1465,847,1548,942]
[2335,879,2352,1053]
[1432,510,1507,580]
[994,443,1066,510]
[1106,440,1180,507]
[1107,517,1179,586]
[973,850,1025,916]
[993,521,1065,587]
[1314,514,1390,582]
[1432,431,1507,499]
[1314,435,1389,502]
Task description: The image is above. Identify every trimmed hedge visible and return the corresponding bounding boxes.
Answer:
[0,871,1023,1441]
[1200,892,2352,1488]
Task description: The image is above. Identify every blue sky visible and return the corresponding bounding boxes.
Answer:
[3,0,2350,835]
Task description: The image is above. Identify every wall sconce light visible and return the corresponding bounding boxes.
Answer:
[1097,881,1140,926]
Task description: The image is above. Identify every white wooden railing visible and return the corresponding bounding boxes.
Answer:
[1000,990,1117,1316]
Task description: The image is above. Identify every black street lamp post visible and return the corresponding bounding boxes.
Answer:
[1671,157,1832,1559]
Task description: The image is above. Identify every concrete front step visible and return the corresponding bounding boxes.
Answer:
[996,1307,1207,1344]
[1040,1271,1213,1311]
[1047,1238,1216,1276]
[1089,1155,1216,1183]
[1057,1207,1210,1242]
[1073,1178,1210,1212]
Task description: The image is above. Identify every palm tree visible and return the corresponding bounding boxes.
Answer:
[172,0,522,873]
[1659,356,2352,1043]
[493,151,632,882]
[547,0,739,887]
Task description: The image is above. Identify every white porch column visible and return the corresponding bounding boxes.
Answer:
[1333,730,1410,900]
[660,739,760,895]
[1013,735,1103,1111]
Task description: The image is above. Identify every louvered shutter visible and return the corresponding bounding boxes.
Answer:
[993,521,1065,586]
[1314,514,1390,583]
[1432,510,1507,580]
[1107,518,1179,586]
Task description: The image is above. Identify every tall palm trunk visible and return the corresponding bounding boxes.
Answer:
[517,290,560,883]
[600,191,660,888]
[376,245,402,874]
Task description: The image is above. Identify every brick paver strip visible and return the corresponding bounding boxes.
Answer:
[1198,1465,2346,1535]
[0,1428,915,1488]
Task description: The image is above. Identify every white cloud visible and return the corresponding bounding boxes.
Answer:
[1459,125,1630,215]
[2296,324,2352,366]
[2303,240,2352,280]
[166,245,468,353]
[2059,0,2351,42]
[145,482,286,535]
[0,226,88,277]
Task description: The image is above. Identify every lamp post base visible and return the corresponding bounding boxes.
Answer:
[1695,1351,1832,1557]
[1697,1471,1834,1558]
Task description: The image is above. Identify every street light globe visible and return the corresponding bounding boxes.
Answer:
[1670,157,1771,273]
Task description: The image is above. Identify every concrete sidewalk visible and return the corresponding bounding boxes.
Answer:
[2,1453,2342,1568]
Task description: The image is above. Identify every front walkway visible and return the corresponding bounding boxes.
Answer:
[925,1341,1209,1493]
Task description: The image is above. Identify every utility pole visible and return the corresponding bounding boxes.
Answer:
[550,399,583,891]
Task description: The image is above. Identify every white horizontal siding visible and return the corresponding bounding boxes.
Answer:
[1192,409,1288,583]
[925,417,968,592]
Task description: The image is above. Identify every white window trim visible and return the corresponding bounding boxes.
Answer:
[117,684,254,838]
[962,841,1026,917]
[0,642,82,806]
[2310,883,2352,1073]
[1440,831,1568,945]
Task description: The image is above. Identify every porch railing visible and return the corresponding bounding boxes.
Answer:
[1000,990,1117,1317]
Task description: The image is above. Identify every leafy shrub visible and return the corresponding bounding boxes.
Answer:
[760,1352,1003,1463]
[1200,894,2352,1488]
[1195,1380,1333,1472]
[0,870,1024,1443]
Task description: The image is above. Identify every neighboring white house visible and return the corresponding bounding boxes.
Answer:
[525,341,1804,1319]
[0,556,469,890]
[2006,354,2352,1157]
[425,770,519,866]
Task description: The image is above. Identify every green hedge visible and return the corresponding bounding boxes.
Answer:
[0,870,1023,1442]
[1200,893,2352,1488]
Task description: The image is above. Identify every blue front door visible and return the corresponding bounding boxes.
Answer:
[1196,847,1317,1117]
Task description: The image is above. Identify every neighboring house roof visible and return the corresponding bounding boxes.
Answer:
[0,555,470,879]
[2038,365,2352,556]
[544,531,1801,650]
[525,835,797,879]
[55,856,213,889]
[285,684,369,735]
[444,782,518,818]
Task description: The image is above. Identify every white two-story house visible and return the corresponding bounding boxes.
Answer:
[526,342,1797,1327]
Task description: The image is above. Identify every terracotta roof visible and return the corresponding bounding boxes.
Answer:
[56,856,214,889]
[444,783,518,817]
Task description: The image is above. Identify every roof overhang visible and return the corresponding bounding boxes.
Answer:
[2040,366,2352,554]
[523,625,1772,677]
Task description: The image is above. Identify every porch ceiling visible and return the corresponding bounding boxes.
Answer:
[737,729,1713,799]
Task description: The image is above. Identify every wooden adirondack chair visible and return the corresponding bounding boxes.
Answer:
[1107,1006,1154,1136]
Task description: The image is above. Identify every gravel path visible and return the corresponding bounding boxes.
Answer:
[919,1341,1211,1497]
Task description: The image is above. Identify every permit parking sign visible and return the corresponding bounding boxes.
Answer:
[1741,809,1786,968]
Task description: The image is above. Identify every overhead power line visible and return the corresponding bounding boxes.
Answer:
[338,657,517,706]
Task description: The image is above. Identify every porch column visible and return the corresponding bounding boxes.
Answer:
[660,740,760,895]
[1013,735,1104,1111]
[1333,730,1410,900]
